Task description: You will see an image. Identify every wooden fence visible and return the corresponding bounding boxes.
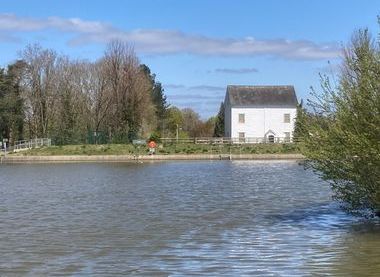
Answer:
[160,137,300,144]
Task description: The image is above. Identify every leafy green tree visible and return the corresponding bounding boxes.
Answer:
[298,28,380,216]
[165,106,184,137]
[199,116,216,137]
[213,101,225,137]
[181,108,202,137]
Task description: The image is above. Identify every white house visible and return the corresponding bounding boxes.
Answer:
[224,85,298,143]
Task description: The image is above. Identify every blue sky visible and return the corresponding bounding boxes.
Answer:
[0,0,379,118]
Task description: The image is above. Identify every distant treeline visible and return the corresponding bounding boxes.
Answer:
[0,41,225,145]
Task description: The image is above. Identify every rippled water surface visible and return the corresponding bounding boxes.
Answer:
[0,161,379,276]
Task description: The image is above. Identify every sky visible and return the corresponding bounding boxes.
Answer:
[0,0,379,118]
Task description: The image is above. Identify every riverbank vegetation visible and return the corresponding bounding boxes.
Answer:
[11,142,300,156]
[297,26,380,216]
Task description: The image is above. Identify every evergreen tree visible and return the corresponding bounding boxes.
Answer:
[213,102,225,137]
[0,61,25,143]
[140,64,169,134]
[0,68,7,140]
[152,81,168,120]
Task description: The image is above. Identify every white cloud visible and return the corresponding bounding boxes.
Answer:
[164,84,225,92]
[0,13,341,60]
[214,67,259,74]
[0,32,20,42]
[188,85,225,91]
[0,14,112,33]
[170,93,224,100]
[164,84,186,89]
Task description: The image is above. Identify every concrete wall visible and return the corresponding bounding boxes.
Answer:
[230,107,297,139]
[0,154,304,163]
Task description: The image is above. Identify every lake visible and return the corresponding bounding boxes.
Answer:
[0,161,379,276]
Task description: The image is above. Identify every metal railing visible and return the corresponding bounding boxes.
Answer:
[10,138,52,152]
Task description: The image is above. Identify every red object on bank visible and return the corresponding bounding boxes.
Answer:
[148,141,157,148]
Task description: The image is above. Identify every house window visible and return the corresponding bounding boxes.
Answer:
[238,132,245,143]
[284,113,290,123]
[284,132,290,143]
[268,134,275,143]
[238,113,245,123]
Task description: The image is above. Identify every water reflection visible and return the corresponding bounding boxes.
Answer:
[0,161,379,276]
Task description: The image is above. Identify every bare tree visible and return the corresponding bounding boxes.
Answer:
[84,59,112,143]
[103,40,154,141]
[53,58,92,144]
[15,42,161,144]
[21,44,58,138]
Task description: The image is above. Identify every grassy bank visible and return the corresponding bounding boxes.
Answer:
[9,143,300,156]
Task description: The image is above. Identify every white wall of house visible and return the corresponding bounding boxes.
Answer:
[227,107,296,139]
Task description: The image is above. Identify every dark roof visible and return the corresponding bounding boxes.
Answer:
[226,85,298,107]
